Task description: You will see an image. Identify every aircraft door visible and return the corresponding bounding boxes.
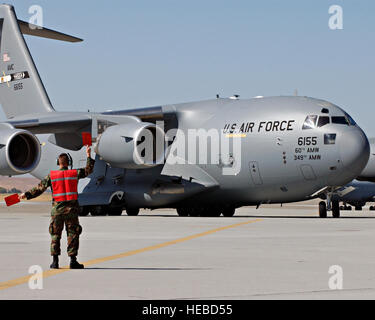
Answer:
[249,161,263,185]
[300,164,317,181]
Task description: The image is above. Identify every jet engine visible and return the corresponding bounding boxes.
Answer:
[95,122,166,169]
[356,138,375,182]
[0,125,41,175]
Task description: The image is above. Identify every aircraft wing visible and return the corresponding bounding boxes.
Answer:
[5,105,177,151]
[7,113,92,134]
[6,112,143,150]
[7,106,173,134]
[336,185,357,197]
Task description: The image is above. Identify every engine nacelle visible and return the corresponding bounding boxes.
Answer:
[0,125,41,175]
[95,122,165,169]
[357,139,375,182]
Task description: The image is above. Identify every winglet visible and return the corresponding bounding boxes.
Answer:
[18,19,83,42]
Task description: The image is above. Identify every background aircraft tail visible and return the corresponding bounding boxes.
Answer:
[0,4,82,119]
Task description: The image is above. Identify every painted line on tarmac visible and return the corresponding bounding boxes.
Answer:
[0,218,263,291]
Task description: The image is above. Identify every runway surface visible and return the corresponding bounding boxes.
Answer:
[0,202,375,300]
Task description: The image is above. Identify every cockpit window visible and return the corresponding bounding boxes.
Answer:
[317,116,330,127]
[302,115,318,130]
[344,112,356,126]
[332,116,349,125]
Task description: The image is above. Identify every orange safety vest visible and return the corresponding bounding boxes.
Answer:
[50,170,78,202]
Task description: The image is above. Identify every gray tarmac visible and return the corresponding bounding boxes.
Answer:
[0,202,375,300]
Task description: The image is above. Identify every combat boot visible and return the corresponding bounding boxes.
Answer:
[50,255,59,269]
[70,256,84,269]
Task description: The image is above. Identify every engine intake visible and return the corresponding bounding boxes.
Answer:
[95,122,165,169]
[0,126,41,175]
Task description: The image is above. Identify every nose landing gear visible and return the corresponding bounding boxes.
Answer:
[319,201,327,218]
[319,192,340,218]
[331,200,340,218]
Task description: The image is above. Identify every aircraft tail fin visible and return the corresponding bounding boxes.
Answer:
[0,4,82,119]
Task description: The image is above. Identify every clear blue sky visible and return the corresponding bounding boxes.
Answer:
[2,0,375,135]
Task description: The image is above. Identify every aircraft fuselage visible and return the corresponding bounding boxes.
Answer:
[31,96,370,209]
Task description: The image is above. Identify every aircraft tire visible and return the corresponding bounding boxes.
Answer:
[78,206,90,217]
[319,201,327,218]
[355,206,363,211]
[126,208,140,216]
[199,208,211,217]
[222,207,236,217]
[90,205,108,216]
[370,206,375,211]
[189,208,201,217]
[108,207,123,216]
[210,208,222,217]
[332,201,340,218]
[177,208,189,216]
[202,207,222,217]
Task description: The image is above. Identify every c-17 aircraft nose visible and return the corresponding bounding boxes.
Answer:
[339,127,370,176]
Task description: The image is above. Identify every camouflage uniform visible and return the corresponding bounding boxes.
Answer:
[25,157,95,257]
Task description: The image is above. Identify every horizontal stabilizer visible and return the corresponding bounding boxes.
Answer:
[18,19,83,43]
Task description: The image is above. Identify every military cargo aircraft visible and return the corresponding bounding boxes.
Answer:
[320,139,375,211]
[329,180,375,211]
[0,5,370,218]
